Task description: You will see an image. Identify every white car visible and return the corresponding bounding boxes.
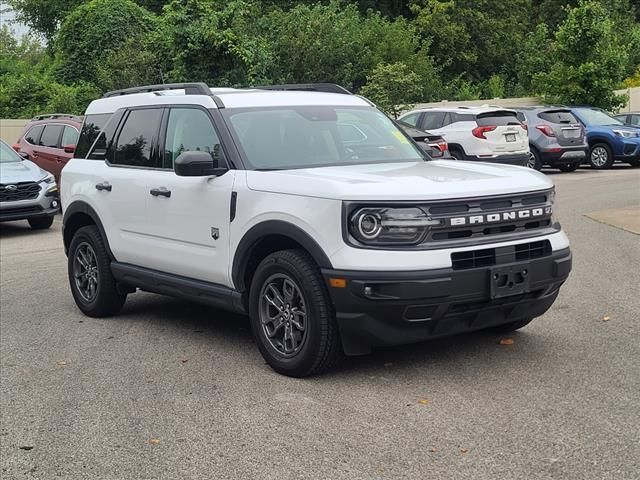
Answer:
[61,83,571,377]
[399,106,532,167]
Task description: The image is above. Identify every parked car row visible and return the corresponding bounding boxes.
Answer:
[399,105,640,171]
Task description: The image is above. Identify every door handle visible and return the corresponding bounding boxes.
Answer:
[95,182,112,192]
[150,187,171,198]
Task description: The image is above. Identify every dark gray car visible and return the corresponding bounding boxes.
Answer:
[515,107,588,172]
[613,112,640,127]
[0,139,59,229]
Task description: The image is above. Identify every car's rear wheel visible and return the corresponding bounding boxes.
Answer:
[68,225,126,317]
[488,317,534,333]
[529,149,543,170]
[448,148,464,160]
[588,143,614,169]
[249,249,342,377]
[28,216,54,230]
[558,162,579,172]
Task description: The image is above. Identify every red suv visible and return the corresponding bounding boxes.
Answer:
[12,114,82,183]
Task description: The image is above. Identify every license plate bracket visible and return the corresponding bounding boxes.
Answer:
[505,133,516,142]
[490,263,531,299]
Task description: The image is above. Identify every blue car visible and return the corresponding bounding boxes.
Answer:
[569,107,640,169]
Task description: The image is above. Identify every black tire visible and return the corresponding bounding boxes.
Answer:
[249,249,342,377]
[448,149,464,161]
[488,317,534,333]
[588,143,614,169]
[529,148,543,170]
[28,216,54,230]
[68,225,126,317]
[558,162,579,172]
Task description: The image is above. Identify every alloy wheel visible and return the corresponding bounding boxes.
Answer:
[526,152,537,169]
[591,147,609,167]
[259,273,308,357]
[73,242,99,302]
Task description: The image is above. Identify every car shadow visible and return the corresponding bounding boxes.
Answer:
[117,293,546,379]
[0,216,60,239]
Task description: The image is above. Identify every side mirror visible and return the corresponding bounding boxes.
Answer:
[19,151,30,159]
[63,144,76,154]
[174,150,228,177]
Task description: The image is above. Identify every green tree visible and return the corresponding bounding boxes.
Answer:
[54,0,159,89]
[535,0,629,109]
[360,62,424,117]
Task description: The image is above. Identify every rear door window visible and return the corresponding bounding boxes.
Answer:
[538,110,578,124]
[630,115,640,126]
[476,112,521,126]
[24,125,44,145]
[421,112,446,129]
[39,125,64,148]
[113,108,162,168]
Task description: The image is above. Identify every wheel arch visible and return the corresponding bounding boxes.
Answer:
[62,201,113,259]
[231,220,333,293]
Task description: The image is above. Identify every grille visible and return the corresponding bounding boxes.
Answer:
[424,190,554,245]
[451,240,552,270]
[0,182,41,202]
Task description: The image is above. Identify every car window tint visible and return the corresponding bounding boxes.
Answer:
[400,112,420,127]
[77,113,112,159]
[163,108,222,169]
[113,109,162,168]
[538,110,578,124]
[61,126,79,146]
[39,125,63,148]
[421,112,445,129]
[630,115,640,126]
[476,112,521,126]
[24,125,44,145]
[454,113,475,123]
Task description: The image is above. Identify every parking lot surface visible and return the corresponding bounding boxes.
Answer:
[1,167,639,480]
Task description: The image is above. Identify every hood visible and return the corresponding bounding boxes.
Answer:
[0,159,48,184]
[246,160,553,201]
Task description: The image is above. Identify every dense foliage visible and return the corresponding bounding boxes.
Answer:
[2,0,639,117]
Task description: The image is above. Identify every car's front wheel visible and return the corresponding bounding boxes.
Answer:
[28,216,54,230]
[588,143,614,169]
[68,225,127,317]
[249,250,342,377]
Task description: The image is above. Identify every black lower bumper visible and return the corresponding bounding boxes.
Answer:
[0,205,59,222]
[322,247,572,355]
[540,148,586,166]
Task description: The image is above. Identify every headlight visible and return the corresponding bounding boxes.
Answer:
[612,129,639,138]
[39,173,55,184]
[348,207,442,245]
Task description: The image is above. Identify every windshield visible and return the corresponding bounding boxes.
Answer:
[0,141,22,163]
[574,108,623,126]
[223,106,425,170]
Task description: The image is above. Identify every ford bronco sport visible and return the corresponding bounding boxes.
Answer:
[61,83,572,377]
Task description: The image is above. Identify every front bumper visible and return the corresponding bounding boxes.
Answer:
[466,153,529,167]
[0,185,60,222]
[614,140,640,161]
[323,247,572,355]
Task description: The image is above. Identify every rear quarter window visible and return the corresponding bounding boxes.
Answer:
[538,111,578,124]
[76,113,112,159]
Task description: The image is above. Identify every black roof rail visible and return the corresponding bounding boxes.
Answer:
[102,82,212,98]
[254,83,352,95]
[32,113,83,121]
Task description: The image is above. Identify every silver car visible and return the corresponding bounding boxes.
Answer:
[515,107,588,172]
[0,139,59,229]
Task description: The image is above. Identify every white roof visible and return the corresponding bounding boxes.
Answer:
[404,105,517,116]
[85,87,370,115]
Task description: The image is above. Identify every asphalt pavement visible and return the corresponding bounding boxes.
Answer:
[1,166,639,480]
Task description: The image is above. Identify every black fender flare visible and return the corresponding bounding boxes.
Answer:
[62,201,114,259]
[231,220,333,291]
[447,142,466,158]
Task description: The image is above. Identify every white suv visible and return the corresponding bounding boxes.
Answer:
[399,106,532,167]
[61,83,572,377]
